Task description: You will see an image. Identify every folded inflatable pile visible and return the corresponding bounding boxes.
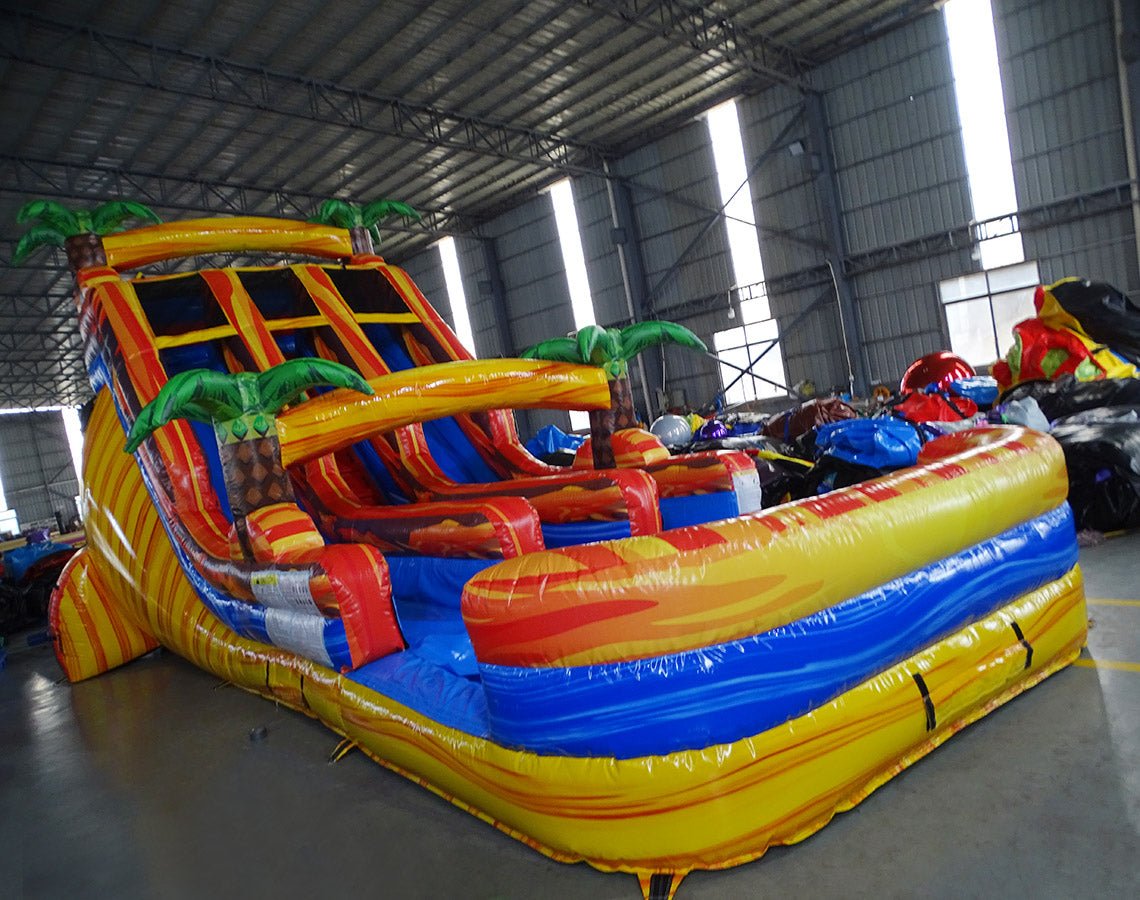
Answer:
[992,277,1140,533]
[994,277,1140,389]
[30,212,1085,899]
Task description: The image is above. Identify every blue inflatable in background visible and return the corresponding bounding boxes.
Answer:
[3,538,71,584]
[524,424,586,458]
[815,419,923,469]
[949,375,1000,407]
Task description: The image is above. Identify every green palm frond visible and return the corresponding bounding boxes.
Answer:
[12,226,68,264]
[361,199,421,227]
[593,328,622,367]
[125,369,246,453]
[619,321,706,362]
[311,199,362,229]
[257,358,373,413]
[91,201,162,235]
[574,325,605,368]
[575,326,624,377]
[16,200,79,235]
[520,337,584,364]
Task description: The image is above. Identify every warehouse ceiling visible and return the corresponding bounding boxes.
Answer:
[0,0,938,407]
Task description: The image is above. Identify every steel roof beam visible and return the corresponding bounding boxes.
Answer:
[584,0,813,92]
[794,1,942,63]
[1,11,609,177]
[0,155,470,239]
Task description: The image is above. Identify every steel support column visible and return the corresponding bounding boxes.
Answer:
[1115,0,1140,268]
[476,236,518,359]
[805,92,868,395]
[604,165,659,418]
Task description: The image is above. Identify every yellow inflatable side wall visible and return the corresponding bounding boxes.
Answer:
[102,217,354,270]
[54,387,1088,883]
[464,429,1069,667]
[49,548,159,682]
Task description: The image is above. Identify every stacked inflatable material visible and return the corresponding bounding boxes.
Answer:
[994,278,1140,390]
[44,215,1086,899]
[1004,376,1140,532]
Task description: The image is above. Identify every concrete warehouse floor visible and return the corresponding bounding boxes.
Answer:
[2,532,1138,899]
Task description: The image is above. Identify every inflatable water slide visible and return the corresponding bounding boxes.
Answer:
[43,215,1086,898]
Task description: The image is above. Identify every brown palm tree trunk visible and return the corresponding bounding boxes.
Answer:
[220,435,296,518]
[65,234,107,272]
[589,375,636,469]
[220,434,297,556]
[348,226,375,255]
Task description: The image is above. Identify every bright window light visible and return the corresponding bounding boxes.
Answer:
[0,405,71,415]
[437,236,477,358]
[707,99,767,299]
[62,407,85,485]
[939,260,1039,366]
[550,178,597,430]
[706,98,786,403]
[714,314,786,406]
[944,0,1024,270]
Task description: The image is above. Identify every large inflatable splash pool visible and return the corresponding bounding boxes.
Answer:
[45,215,1086,899]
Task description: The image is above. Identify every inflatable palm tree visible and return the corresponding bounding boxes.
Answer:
[310,198,421,254]
[125,359,372,529]
[13,199,161,270]
[523,322,706,468]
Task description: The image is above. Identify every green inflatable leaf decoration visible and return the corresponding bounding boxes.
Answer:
[520,337,583,364]
[619,321,707,361]
[257,358,372,413]
[361,199,421,226]
[91,201,162,235]
[12,226,68,264]
[16,200,79,235]
[125,368,247,452]
[311,198,361,229]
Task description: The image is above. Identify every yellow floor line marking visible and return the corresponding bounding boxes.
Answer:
[1087,599,1140,607]
[1073,658,1140,673]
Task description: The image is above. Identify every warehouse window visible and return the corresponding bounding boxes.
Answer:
[550,177,597,429]
[945,0,1024,270]
[436,236,477,357]
[713,286,787,406]
[939,260,1039,366]
[0,405,84,534]
[61,408,84,484]
[706,98,786,403]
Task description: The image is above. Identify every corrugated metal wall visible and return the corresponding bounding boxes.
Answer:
[454,236,500,356]
[483,194,572,352]
[390,1,1136,434]
[815,11,976,384]
[572,174,628,327]
[0,411,79,532]
[739,85,844,390]
[618,124,735,321]
[484,192,579,433]
[614,123,740,408]
[996,0,1138,293]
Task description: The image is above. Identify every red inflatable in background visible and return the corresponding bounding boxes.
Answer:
[899,351,975,394]
[894,391,978,423]
[992,279,1139,390]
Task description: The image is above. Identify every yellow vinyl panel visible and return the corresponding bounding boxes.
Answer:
[275,360,610,467]
[103,217,353,270]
